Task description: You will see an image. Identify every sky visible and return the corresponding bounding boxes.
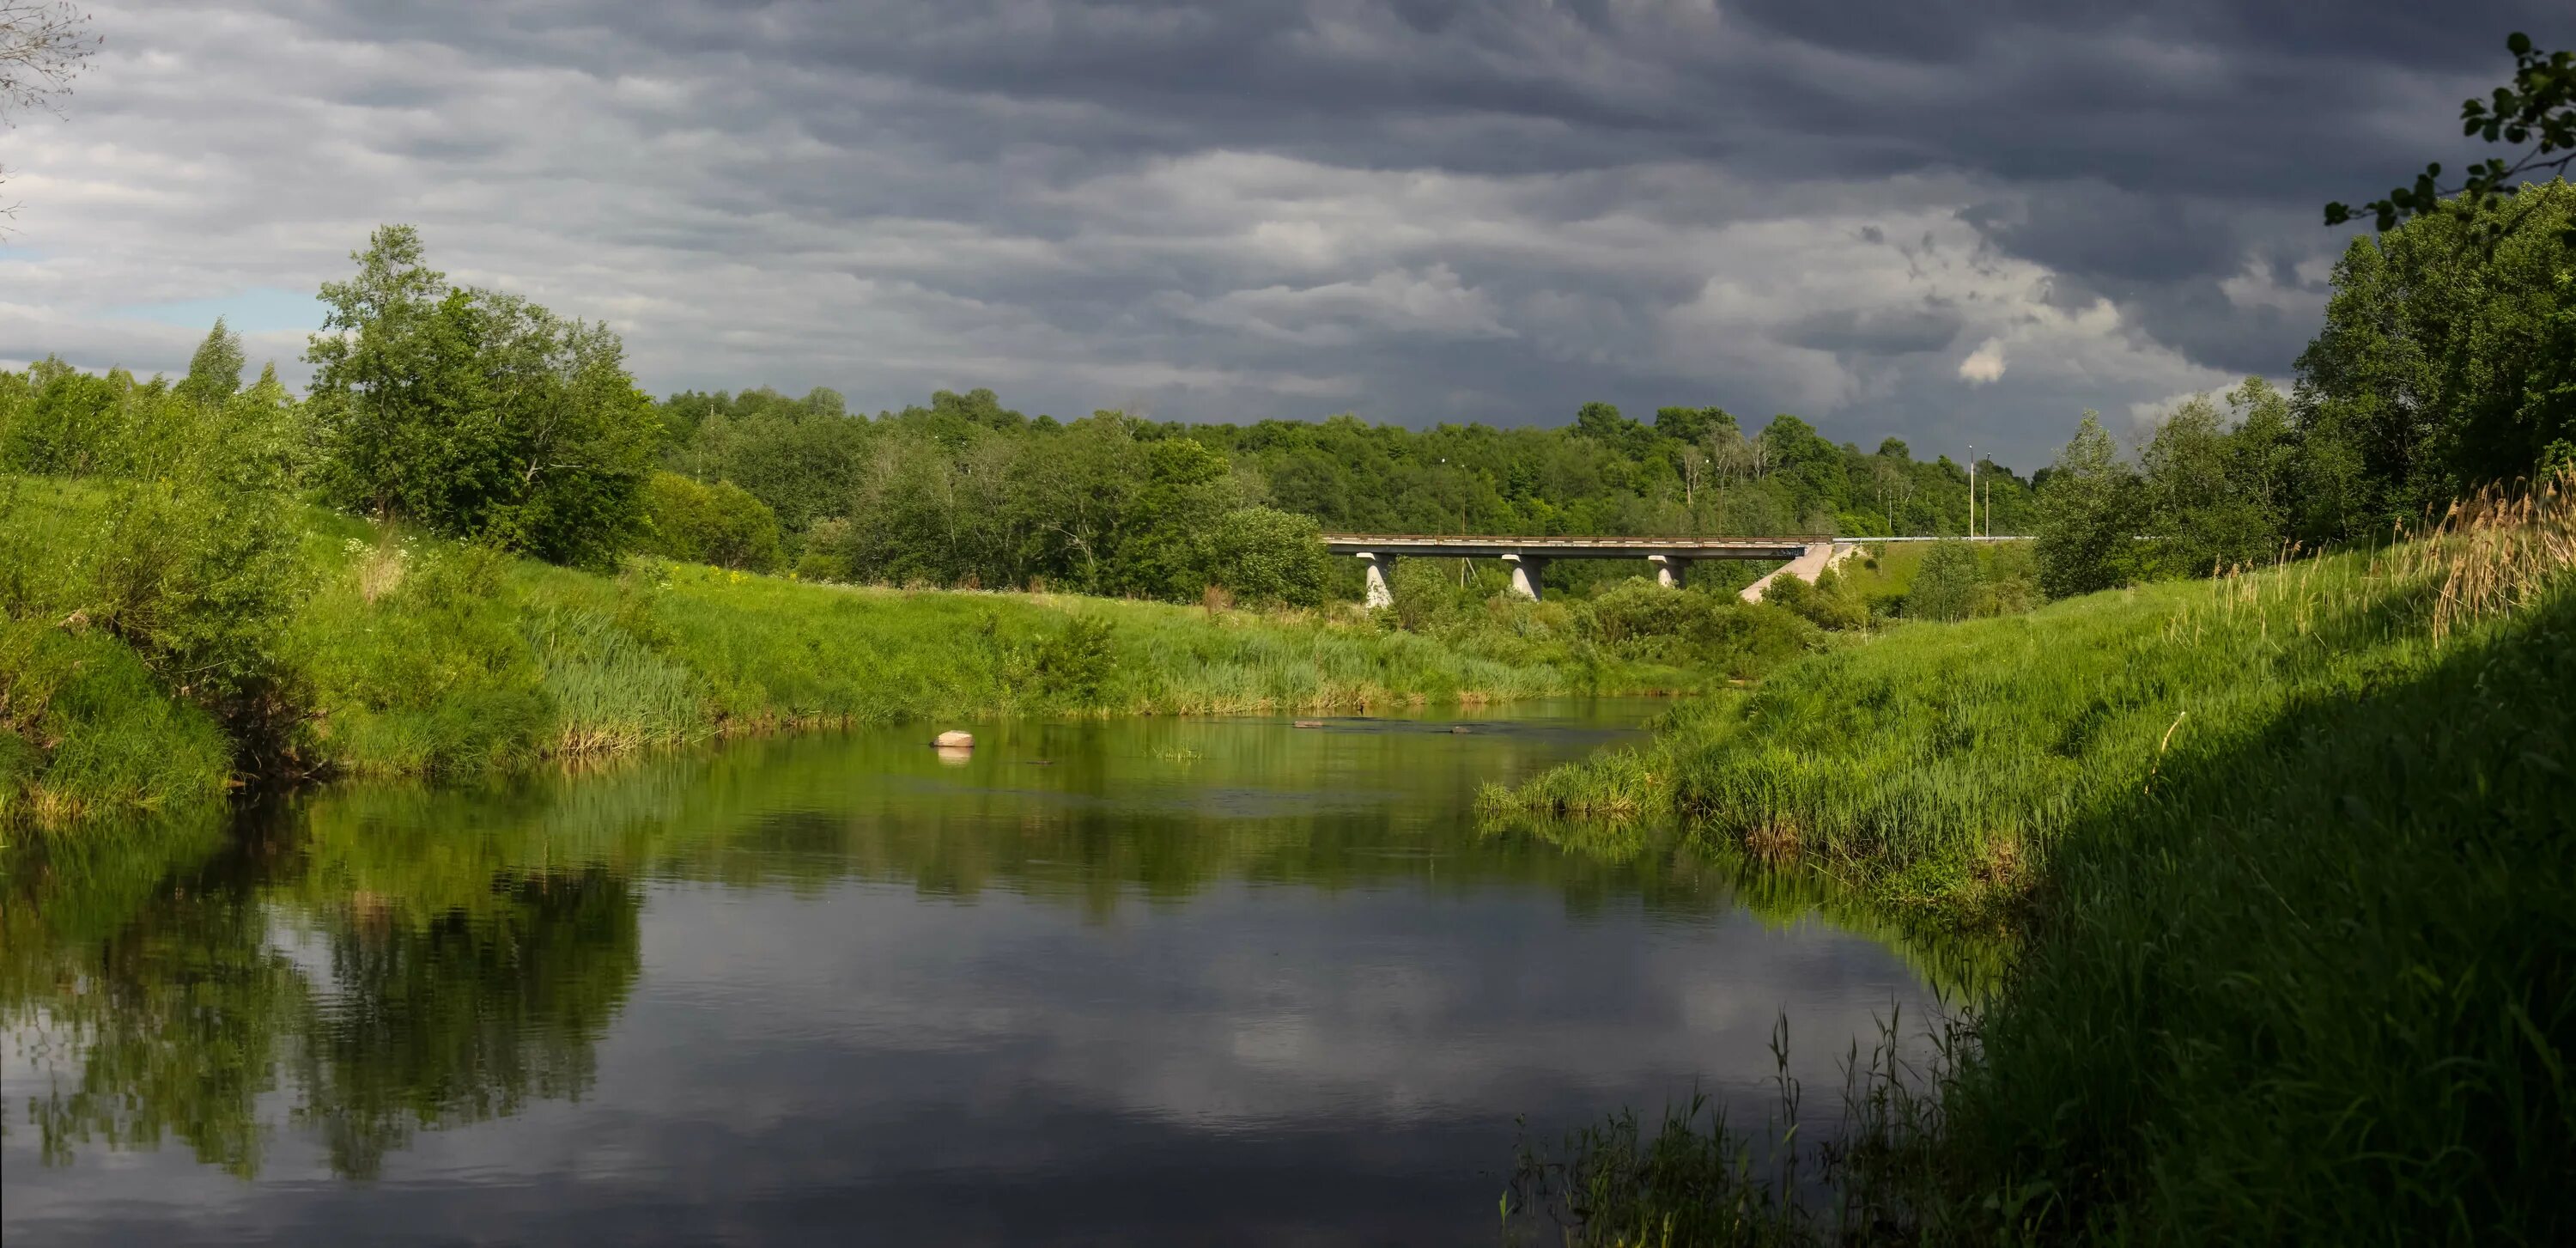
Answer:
[0,1,2561,467]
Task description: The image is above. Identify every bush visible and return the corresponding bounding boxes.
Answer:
[1763,567,1868,630]
[1033,615,1118,704]
[1200,506,1329,606]
[635,472,782,571]
[1387,556,1480,632]
[1905,539,1980,621]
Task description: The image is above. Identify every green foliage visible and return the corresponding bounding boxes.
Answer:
[1503,488,2576,1244]
[0,375,307,752]
[1576,581,1823,679]
[0,619,234,825]
[1905,540,1980,621]
[649,392,2034,607]
[1201,506,1330,607]
[304,225,659,567]
[1033,615,1117,703]
[2032,412,2145,597]
[636,471,781,571]
[1385,555,1486,633]
[173,318,245,408]
[2138,380,2297,575]
[1109,437,1236,599]
[1758,566,1868,631]
[2296,182,2576,537]
[2327,33,2576,241]
[659,385,867,538]
[285,539,552,777]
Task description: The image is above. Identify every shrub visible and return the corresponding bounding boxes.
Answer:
[1905,539,1980,620]
[1033,615,1118,705]
[1201,506,1329,606]
[635,472,782,571]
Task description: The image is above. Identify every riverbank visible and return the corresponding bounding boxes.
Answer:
[3,475,1707,830]
[1494,472,2576,1243]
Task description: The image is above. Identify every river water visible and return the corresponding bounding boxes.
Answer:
[2,702,1934,1245]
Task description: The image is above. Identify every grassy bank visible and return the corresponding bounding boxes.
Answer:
[1498,475,2576,1243]
[3,474,1711,828]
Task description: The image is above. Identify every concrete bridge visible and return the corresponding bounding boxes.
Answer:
[1318,533,2022,606]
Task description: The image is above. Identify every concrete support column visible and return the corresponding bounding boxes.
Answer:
[1356,552,1394,609]
[1501,552,1544,601]
[1647,553,1688,589]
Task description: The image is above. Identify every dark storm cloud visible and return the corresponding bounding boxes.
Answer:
[5,1,2567,464]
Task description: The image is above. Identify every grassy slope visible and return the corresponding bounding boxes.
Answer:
[1498,516,2575,1242]
[1929,572,2573,1244]
[5,477,1675,824]
[1490,546,2466,930]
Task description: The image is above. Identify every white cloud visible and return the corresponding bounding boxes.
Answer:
[1957,338,2007,384]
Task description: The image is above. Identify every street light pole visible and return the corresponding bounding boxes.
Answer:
[1966,445,1976,539]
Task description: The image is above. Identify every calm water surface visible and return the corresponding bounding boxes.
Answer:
[3,702,1934,1245]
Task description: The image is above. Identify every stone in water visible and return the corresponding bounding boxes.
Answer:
[934,730,974,748]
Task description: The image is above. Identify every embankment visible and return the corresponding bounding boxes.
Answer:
[1492,476,2576,1243]
[2,475,1685,829]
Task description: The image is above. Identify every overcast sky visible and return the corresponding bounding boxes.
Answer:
[0,2,2560,466]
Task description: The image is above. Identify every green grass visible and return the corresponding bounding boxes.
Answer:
[1497,485,2576,1244]
[3,474,1690,824]
[1488,543,2482,932]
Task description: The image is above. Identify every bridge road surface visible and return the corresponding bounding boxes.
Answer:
[1318,533,2026,606]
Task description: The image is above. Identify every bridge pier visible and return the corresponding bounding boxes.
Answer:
[1647,553,1688,589]
[1355,552,1394,609]
[1501,552,1544,601]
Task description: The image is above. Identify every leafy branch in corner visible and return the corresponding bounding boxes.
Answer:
[2325,32,2576,244]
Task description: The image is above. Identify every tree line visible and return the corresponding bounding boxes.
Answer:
[3,223,2035,610]
[11,180,2572,612]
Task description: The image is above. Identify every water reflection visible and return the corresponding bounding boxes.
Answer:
[3,704,1945,1245]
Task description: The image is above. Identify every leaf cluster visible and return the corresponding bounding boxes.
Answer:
[2327,33,2576,247]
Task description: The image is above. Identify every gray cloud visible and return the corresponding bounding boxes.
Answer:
[0,1,2561,465]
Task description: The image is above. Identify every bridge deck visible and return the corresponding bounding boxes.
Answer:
[1319,533,1822,559]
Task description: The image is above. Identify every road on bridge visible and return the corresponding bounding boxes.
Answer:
[1317,532,2025,606]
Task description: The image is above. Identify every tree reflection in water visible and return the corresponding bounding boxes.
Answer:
[4,819,641,1181]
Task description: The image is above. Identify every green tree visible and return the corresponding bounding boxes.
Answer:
[1109,437,1236,599]
[1906,539,1981,621]
[305,226,659,566]
[2294,185,2575,538]
[174,318,245,407]
[2138,380,2294,575]
[2034,412,2144,598]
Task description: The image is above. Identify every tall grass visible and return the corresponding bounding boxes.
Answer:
[3,475,1686,825]
[1488,473,2575,930]
[1500,469,2576,1245]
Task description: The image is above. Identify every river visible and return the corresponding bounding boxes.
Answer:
[2,701,1935,1245]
